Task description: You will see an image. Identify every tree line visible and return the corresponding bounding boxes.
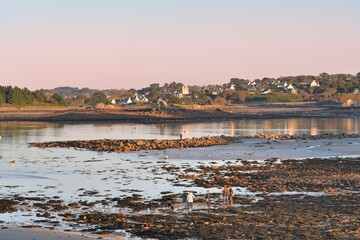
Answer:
[0,86,65,106]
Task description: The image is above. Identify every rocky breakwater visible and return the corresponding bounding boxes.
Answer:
[29,136,234,152]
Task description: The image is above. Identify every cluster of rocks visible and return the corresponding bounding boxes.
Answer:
[175,157,360,193]
[29,136,233,152]
[0,199,17,214]
[29,133,360,153]
[248,132,360,140]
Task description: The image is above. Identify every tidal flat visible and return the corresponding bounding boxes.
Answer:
[1,131,360,239]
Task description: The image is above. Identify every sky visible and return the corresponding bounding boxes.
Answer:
[1,0,360,90]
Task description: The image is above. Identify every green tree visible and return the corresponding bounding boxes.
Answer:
[86,91,109,106]
[22,87,35,104]
[0,86,5,105]
[164,94,181,105]
[34,90,47,102]
[8,87,27,105]
[50,93,66,105]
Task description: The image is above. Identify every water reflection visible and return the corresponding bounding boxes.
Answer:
[0,118,359,144]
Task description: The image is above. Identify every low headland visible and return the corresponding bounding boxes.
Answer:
[1,102,359,123]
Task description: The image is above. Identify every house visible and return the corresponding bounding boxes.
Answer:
[110,99,117,105]
[310,80,320,87]
[131,94,149,103]
[174,92,184,98]
[181,85,189,95]
[227,83,235,90]
[205,86,223,95]
[286,84,295,90]
[284,84,297,94]
[138,95,149,102]
[120,98,132,105]
[352,88,359,94]
[131,95,140,103]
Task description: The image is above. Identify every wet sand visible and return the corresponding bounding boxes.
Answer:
[0,228,92,240]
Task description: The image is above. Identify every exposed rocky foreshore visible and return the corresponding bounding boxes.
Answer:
[1,157,359,239]
[29,133,360,153]
[29,136,233,152]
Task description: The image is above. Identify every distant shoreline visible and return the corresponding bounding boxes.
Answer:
[0,103,359,123]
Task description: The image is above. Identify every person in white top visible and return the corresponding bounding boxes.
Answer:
[186,191,195,212]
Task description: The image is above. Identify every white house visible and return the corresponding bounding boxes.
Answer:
[310,80,320,87]
[120,98,132,105]
[181,85,189,95]
[286,84,295,90]
[227,83,235,90]
[138,95,149,102]
[174,92,184,98]
[110,99,117,105]
[131,95,140,103]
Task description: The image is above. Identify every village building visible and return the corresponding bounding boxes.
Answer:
[181,84,189,95]
[138,95,149,102]
[310,80,320,87]
[226,83,235,90]
[174,92,184,98]
[131,95,140,103]
[283,84,297,94]
[120,98,132,105]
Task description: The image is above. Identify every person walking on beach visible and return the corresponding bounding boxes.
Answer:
[205,189,211,210]
[186,191,195,213]
[229,186,234,206]
[222,185,230,207]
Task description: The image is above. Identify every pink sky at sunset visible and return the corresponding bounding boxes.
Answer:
[1,0,359,90]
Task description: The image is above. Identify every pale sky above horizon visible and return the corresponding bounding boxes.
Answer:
[1,0,360,90]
